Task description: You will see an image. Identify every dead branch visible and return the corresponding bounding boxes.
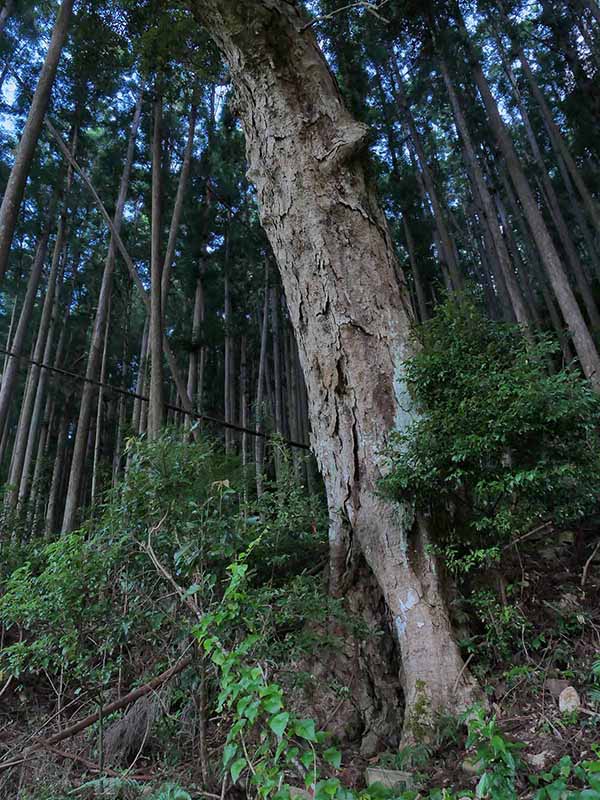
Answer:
[142,515,203,621]
[581,540,600,588]
[0,654,193,772]
[301,0,389,30]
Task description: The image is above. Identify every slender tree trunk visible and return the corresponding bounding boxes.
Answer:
[255,263,269,497]
[61,91,143,532]
[1,295,17,379]
[239,334,248,469]
[17,278,60,507]
[402,216,428,322]
[45,413,68,535]
[131,317,149,436]
[148,89,165,440]
[224,268,233,454]
[91,298,110,506]
[0,221,52,446]
[496,40,600,324]
[270,284,284,478]
[0,0,15,33]
[161,104,198,314]
[389,62,463,291]
[505,17,600,234]
[185,266,205,430]
[28,401,54,531]
[499,168,575,362]
[46,111,197,421]
[17,245,77,508]
[0,0,74,285]
[5,204,68,510]
[438,52,533,337]
[535,174,600,330]
[192,0,480,732]
[458,17,600,386]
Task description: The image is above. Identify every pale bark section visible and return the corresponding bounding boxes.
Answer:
[192,0,479,729]
[0,0,74,284]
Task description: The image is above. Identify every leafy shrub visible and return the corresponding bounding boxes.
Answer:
[0,433,328,689]
[383,295,600,574]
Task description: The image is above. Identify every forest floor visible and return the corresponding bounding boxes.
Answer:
[1,522,599,800]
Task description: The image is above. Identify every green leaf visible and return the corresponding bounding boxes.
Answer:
[323,747,342,769]
[223,743,238,767]
[300,750,315,769]
[263,695,283,714]
[269,711,290,738]
[293,719,317,742]
[230,757,247,784]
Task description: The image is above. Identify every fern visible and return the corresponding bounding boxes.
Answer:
[150,785,192,800]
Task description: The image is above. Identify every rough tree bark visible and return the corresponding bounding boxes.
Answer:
[191,0,480,734]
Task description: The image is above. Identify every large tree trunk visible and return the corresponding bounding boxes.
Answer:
[0,0,74,285]
[191,0,479,734]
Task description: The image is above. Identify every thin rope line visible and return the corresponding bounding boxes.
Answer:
[0,345,311,450]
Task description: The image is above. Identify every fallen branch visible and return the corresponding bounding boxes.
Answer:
[44,655,193,747]
[0,654,193,772]
[42,743,153,781]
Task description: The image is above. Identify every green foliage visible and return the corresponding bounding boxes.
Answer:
[464,588,531,662]
[383,295,600,574]
[529,752,600,800]
[464,706,524,800]
[194,548,344,800]
[0,433,328,691]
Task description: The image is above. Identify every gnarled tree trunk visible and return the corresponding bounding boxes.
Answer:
[191,0,479,735]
